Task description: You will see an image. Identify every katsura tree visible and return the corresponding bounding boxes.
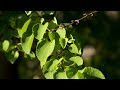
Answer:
[0,11,105,79]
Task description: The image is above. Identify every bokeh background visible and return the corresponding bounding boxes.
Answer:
[0,11,120,79]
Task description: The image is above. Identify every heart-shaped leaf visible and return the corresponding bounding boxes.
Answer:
[21,33,34,54]
[55,71,68,79]
[69,56,83,66]
[36,39,55,68]
[82,67,105,79]
[56,27,66,38]
[59,38,68,49]
[18,19,31,38]
[68,44,78,54]
[35,22,48,42]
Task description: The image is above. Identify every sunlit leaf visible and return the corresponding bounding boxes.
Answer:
[48,31,55,42]
[18,19,31,38]
[59,38,68,49]
[68,44,78,54]
[71,71,84,79]
[42,56,59,74]
[48,59,59,72]
[35,22,48,42]
[69,56,83,66]
[21,33,34,54]
[2,40,10,52]
[56,27,66,38]
[44,72,54,79]
[55,71,68,79]
[36,39,55,68]
[25,11,32,16]
[82,67,105,79]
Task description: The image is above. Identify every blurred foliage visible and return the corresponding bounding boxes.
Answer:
[0,11,120,79]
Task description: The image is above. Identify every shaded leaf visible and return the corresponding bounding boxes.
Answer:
[66,66,78,78]
[6,49,19,64]
[48,17,57,30]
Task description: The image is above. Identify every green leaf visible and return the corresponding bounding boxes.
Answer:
[82,67,105,79]
[55,71,68,79]
[6,50,19,64]
[68,34,75,43]
[71,71,84,79]
[44,72,54,79]
[25,11,32,16]
[66,66,78,78]
[68,44,78,54]
[56,27,66,38]
[48,31,55,42]
[42,56,59,74]
[35,22,48,42]
[48,59,59,72]
[40,18,44,24]
[59,38,68,49]
[36,39,55,68]
[2,40,10,52]
[27,52,35,60]
[44,11,55,15]
[48,17,57,30]
[21,33,34,54]
[18,19,31,38]
[69,56,83,66]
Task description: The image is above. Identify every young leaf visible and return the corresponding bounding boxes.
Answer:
[42,56,59,74]
[55,71,68,79]
[21,33,34,54]
[59,38,68,49]
[48,17,57,30]
[48,59,59,72]
[56,27,66,38]
[71,71,84,79]
[2,40,10,52]
[25,11,32,16]
[18,19,31,38]
[35,22,48,42]
[68,44,78,54]
[36,39,55,68]
[69,56,83,66]
[44,72,54,79]
[48,31,55,42]
[6,49,19,64]
[82,67,105,79]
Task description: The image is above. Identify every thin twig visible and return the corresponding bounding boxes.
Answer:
[71,11,98,25]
